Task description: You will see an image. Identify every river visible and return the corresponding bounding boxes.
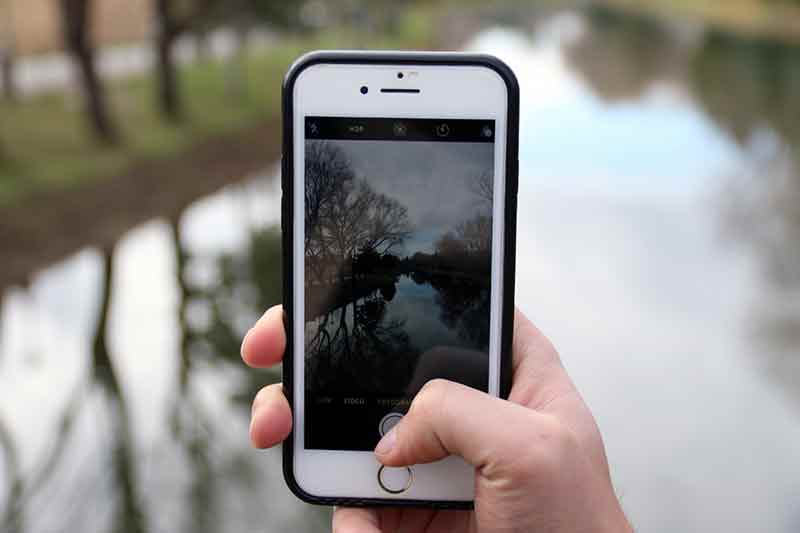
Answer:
[1,7,799,533]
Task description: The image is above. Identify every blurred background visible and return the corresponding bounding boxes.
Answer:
[1,0,800,531]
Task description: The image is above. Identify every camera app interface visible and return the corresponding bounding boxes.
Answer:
[304,116,495,450]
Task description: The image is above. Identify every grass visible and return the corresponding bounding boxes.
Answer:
[0,10,436,205]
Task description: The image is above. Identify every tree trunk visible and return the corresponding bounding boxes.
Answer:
[0,0,16,101]
[224,21,249,100]
[156,0,182,122]
[60,0,119,145]
[74,45,118,143]
[193,27,211,63]
[0,47,15,102]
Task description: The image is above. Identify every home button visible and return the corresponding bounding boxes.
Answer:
[377,465,413,494]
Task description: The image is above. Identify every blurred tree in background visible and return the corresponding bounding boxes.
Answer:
[154,0,190,122]
[60,0,120,144]
[153,0,304,123]
[0,0,16,102]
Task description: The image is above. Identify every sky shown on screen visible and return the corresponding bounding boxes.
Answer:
[333,140,494,254]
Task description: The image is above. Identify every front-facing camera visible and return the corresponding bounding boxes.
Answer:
[360,86,369,95]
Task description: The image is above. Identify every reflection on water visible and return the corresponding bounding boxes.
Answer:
[2,7,800,533]
[304,275,489,450]
[566,7,698,102]
[0,178,329,532]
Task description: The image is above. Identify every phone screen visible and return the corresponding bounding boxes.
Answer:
[303,116,496,451]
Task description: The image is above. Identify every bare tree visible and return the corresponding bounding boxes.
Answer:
[153,0,255,122]
[0,2,14,162]
[435,213,491,258]
[435,232,465,257]
[155,0,184,122]
[305,141,356,282]
[361,192,412,255]
[304,141,411,284]
[153,0,222,122]
[0,0,16,102]
[469,171,493,210]
[305,141,354,244]
[455,215,491,254]
[0,47,13,102]
[152,0,305,121]
[322,179,410,273]
[60,0,120,144]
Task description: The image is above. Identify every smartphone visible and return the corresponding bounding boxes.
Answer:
[281,51,518,507]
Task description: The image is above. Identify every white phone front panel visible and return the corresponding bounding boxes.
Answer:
[292,59,508,501]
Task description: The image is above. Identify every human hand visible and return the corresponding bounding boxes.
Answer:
[242,306,631,533]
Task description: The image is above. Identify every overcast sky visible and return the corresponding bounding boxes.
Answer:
[326,140,494,254]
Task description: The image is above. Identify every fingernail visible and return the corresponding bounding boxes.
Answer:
[257,305,277,326]
[251,398,259,418]
[375,427,396,456]
[241,328,254,359]
[249,406,257,436]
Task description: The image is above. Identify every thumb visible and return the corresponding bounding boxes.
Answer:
[375,379,551,473]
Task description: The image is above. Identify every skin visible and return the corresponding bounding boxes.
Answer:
[242,305,633,533]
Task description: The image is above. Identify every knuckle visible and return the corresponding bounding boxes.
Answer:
[543,415,576,447]
[516,415,577,476]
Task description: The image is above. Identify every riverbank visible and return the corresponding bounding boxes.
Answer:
[597,0,800,44]
[0,119,282,290]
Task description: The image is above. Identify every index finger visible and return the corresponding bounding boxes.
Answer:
[241,305,286,368]
[512,308,561,374]
[509,309,575,409]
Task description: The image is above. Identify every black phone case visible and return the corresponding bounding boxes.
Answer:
[280,50,519,509]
